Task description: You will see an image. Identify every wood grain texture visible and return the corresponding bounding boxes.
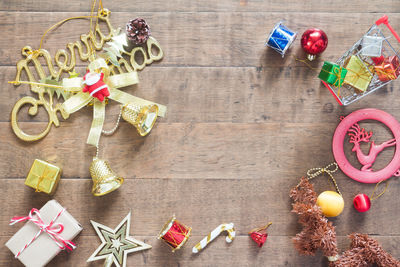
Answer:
[1,0,400,266]
[1,0,400,13]
[2,12,400,67]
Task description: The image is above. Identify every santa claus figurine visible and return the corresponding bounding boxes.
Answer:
[82,71,110,102]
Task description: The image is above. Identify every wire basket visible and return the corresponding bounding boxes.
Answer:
[322,15,400,105]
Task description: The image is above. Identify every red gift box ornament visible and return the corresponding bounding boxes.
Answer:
[248,222,272,247]
[375,55,400,82]
[82,71,110,102]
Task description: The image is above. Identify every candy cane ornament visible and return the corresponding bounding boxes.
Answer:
[192,223,235,253]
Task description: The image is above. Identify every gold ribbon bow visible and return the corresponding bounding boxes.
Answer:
[306,163,341,195]
[61,58,166,147]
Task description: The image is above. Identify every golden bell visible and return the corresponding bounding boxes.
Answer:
[121,103,158,136]
[90,157,124,196]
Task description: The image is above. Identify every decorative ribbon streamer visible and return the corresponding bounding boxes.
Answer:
[9,208,76,258]
[61,58,167,147]
[306,163,341,195]
[192,223,235,253]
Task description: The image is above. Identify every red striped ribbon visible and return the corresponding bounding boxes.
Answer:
[10,208,76,258]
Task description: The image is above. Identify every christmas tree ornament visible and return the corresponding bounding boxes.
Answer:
[126,18,151,45]
[82,70,110,101]
[88,212,151,267]
[158,215,191,252]
[11,8,165,142]
[353,193,371,212]
[361,35,384,57]
[375,55,400,81]
[290,177,400,266]
[318,61,348,87]
[321,15,400,105]
[192,223,235,253]
[9,5,167,196]
[121,103,159,136]
[332,109,400,183]
[6,200,82,266]
[25,159,61,194]
[343,55,373,92]
[265,21,297,57]
[353,180,389,212]
[248,222,272,247]
[300,28,328,61]
[316,191,344,217]
[306,163,344,217]
[90,157,124,196]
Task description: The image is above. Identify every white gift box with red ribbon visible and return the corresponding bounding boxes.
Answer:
[6,200,82,267]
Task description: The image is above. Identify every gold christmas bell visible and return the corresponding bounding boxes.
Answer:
[90,157,124,196]
[122,103,159,136]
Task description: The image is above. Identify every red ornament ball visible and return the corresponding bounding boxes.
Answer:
[300,28,328,58]
[353,194,371,212]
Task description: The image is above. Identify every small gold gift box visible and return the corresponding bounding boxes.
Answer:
[25,159,61,194]
[343,55,373,92]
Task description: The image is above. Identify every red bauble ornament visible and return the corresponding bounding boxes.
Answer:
[353,194,371,212]
[300,28,328,61]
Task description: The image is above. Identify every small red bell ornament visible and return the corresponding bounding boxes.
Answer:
[300,28,328,61]
[248,222,272,247]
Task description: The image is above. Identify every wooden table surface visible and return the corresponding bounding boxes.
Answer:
[1,0,400,266]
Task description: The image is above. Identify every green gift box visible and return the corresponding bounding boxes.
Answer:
[318,61,348,87]
[25,159,61,194]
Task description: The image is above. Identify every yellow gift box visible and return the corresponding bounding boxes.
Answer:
[25,159,61,194]
[344,55,373,92]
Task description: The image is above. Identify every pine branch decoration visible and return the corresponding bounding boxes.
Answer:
[100,30,128,67]
[39,76,71,101]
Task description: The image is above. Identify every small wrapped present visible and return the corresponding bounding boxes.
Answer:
[25,159,61,194]
[344,55,373,92]
[6,200,82,267]
[361,36,383,57]
[375,55,400,82]
[318,61,348,87]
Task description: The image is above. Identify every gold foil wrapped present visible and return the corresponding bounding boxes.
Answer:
[25,159,61,194]
[344,55,373,92]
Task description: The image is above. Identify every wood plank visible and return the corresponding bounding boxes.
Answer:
[4,66,400,124]
[0,235,331,267]
[0,121,337,179]
[1,235,399,266]
[2,1,400,267]
[2,119,400,180]
[1,12,400,67]
[1,0,399,13]
[0,179,399,237]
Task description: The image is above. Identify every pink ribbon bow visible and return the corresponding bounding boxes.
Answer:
[10,208,76,258]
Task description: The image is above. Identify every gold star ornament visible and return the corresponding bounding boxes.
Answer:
[87,212,151,267]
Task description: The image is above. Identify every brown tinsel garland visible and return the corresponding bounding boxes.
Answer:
[290,177,400,267]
